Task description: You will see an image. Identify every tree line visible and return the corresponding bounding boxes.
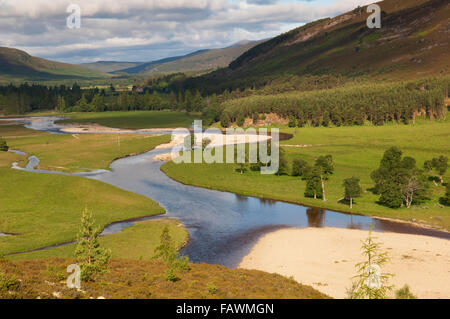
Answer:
[218,78,449,128]
[0,83,205,115]
[235,146,449,209]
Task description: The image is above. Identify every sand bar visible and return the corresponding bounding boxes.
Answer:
[239,227,450,299]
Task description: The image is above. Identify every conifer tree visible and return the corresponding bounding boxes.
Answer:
[75,208,111,282]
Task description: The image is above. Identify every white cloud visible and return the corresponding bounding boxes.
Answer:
[0,0,375,63]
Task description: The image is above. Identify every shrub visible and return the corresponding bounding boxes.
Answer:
[0,137,8,152]
[395,285,417,299]
[207,283,218,294]
[0,272,20,292]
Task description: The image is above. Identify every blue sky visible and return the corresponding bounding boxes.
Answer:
[0,0,375,64]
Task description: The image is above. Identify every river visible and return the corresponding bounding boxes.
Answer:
[6,117,450,267]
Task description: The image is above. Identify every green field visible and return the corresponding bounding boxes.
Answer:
[3,124,170,172]
[57,111,200,129]
[162,116,450,231]
[0,125,170,256]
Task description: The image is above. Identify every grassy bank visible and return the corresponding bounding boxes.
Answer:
[0,258,328,299]
[7,219,188,261]
[162,116,450,231]
[57,111,200,129]
[0,125,170,255]
[2,124,170,172]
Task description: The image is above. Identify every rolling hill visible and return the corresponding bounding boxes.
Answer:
[81,61,143,73]
[109,40,263,76]
[186,0,450,93]
[0,47,110,82]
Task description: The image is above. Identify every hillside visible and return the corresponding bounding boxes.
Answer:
[0,258,329,299]
[81,61,143,73]
[186,0,450,93]
[114,40,263,76]
[0,47,110,82]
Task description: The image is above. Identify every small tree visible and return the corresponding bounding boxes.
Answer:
[0,137,8,152]
[430,156,448,184]
[395,285,417,299]
[153,227,189,282]
[276,149,288,176]
[75,208,111,282]
[343,177,362,209]
[292,159,308,177]
[315,155,334,201]
[304,166,323,199]
[442,183,450,206]
[348,229,394,299]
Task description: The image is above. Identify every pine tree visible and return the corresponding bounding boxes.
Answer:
[75,208,111,282]
[153,227,189,282]
[347,229,394,299]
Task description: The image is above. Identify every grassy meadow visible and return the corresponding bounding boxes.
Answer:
[0,125,170,256]
[162,115,450,231]
[4,125,170,172]
[57,111,200,129]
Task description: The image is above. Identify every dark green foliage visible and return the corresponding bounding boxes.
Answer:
[371,148,429,208]
[442,183,450,206]
[216,79,448,129]
[220,113,230,128]
[237,113,245,127]
[288,116,296,127]
[428,156,448,184]
[305,166,323,199]
[235,162,248,174]
[292,159,308,177]
[343,177,362,209]
[276,149,289,176]
[315,155,334,201]
[0,137,8,152]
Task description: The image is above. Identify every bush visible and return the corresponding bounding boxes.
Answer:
[292,159,308,177]
[0,272,20,292]
[207,283,218,294]
[395,285,417,299]
[0,137,8,152]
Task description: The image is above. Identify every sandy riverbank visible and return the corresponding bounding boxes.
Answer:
[239,227,450,299]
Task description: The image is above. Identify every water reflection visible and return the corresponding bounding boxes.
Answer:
[306,207,326,228]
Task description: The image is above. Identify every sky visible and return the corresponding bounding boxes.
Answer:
[0,0,375,64]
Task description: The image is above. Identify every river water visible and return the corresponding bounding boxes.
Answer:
[6,117,450,267]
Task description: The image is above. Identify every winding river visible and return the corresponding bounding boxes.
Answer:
[6,117,450,267]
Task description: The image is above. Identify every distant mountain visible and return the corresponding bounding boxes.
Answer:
[187,0,450,92]
[112,40,263,76]
[0,47,110,82]
[81,61,143,73]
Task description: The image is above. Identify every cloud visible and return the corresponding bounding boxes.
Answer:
[0,0,375,63]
